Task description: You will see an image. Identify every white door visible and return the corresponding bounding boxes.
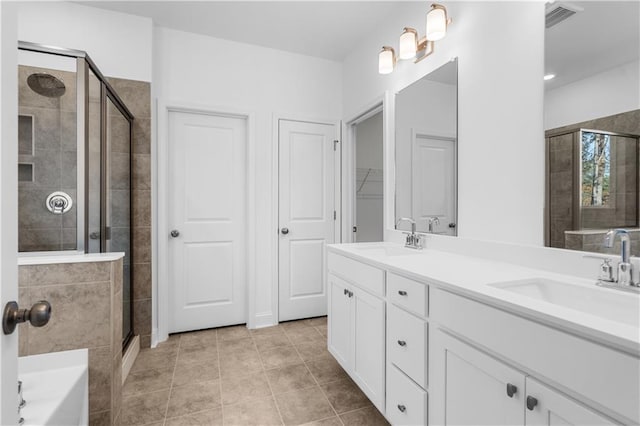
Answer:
[168,111,247,333]
[278,119,337,321]
[412,134,456,235]
[525,378,618,426]
[1,5,19,423]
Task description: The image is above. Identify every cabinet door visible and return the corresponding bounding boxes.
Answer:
[327,274,351,369]
[351,286,386,412]
[525,378,619,426]
[443,333,525,425]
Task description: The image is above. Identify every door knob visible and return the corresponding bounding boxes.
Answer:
[281,227,289,235]
[3,300,52,335]
[397,404,406,413]
[526,396,538,411]
[506,383,518,398]
[170,230,180,238]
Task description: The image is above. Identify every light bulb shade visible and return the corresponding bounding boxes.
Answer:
[378,46,395,74]
[399,27,418,60]
[426,4,448,41]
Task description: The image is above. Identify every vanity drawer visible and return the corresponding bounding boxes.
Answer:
[388,272,428,317]
[328,252,385,296]
[388,304,428,388]
[387,364,428,426]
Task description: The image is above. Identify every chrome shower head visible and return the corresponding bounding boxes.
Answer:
[26,73,66,98]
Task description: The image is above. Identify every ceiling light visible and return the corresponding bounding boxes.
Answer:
[426,4,450,41]
[379,46,396,75]
[399,28,418,60]
[544,74,556,81]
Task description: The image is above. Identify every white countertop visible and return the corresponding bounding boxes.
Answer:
[328,242,640,355]
[18,251,125,266]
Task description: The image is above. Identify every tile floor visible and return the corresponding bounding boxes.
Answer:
[121,317,389,426]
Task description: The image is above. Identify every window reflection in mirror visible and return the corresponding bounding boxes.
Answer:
[544,1,639,255]
[394,59,458,235]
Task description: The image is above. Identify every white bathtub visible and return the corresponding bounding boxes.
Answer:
[18,349,88,426]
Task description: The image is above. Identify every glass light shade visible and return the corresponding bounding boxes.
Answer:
[378,47,395,74]
[426,6,447,41]
[399,28,418,60]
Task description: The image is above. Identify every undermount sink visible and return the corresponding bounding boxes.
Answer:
[19,349,88,426]
[489,278,640,327]
[353,245,423,257]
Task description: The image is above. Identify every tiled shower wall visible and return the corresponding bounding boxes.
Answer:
[18,65,78,251]
[108,77,152,348]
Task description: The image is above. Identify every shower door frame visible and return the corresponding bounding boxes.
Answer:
[18,41,136,350]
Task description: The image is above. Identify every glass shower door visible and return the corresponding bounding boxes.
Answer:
[105,95,134,349]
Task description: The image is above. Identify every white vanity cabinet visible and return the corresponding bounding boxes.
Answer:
[430,288,634,426]
[327,254,386,413]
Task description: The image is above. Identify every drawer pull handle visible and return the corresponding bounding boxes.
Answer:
[526,396,538,411]
[397,404,406,413]
[397,340,407,347]
[506,383,517,398]
[398,290,408,296]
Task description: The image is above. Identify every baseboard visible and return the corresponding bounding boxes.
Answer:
[122,335,140,385]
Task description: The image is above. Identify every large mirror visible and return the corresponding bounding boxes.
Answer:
[544,1,639,255]
[394,59,458,235]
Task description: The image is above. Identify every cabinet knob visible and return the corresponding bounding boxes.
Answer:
[506,383,517,398]
[526,396,538,411]
[397,340,407,347]
[397,404,406,413]
[398,290,407,296]
[348,291,353,298]
[343,288,348,296]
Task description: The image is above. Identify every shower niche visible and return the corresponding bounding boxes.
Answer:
[18,42,135,350]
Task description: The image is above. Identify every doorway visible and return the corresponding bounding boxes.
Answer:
[354,111,384,242]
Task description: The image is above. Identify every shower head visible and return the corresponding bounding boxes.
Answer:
[26,73,66,98]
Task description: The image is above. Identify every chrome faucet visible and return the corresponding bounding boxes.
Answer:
[396,217,423,249]
[603,229,636,287]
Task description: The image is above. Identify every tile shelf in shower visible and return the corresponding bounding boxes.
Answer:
[18,163,34,182]
[18,114,34,155]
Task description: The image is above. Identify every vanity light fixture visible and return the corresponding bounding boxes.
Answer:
[543,73,556,81]
[426,3,451,41]
[379,3,450,74]
[379,46,396,74]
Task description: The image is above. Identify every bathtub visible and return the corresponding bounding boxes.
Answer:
[18,349,88,426]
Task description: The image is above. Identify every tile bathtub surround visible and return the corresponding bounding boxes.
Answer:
[122,317,389,426]
[107,77,152,349]
[18,258,124,426]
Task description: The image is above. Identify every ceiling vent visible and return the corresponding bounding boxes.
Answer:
[545,2,583,28]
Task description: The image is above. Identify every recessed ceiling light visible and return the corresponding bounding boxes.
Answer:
[544,74,556,81]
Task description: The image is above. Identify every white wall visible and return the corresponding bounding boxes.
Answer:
[355,111,384,242]
[343,1,545,245]
[16,2,153,82]
[154,27,342,330]
[544,60,640,130]
[395,78,457,222]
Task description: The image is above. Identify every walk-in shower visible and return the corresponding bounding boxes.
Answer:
[18,42,135,350]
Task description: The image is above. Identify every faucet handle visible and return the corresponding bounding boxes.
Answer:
[598,259,614,282]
